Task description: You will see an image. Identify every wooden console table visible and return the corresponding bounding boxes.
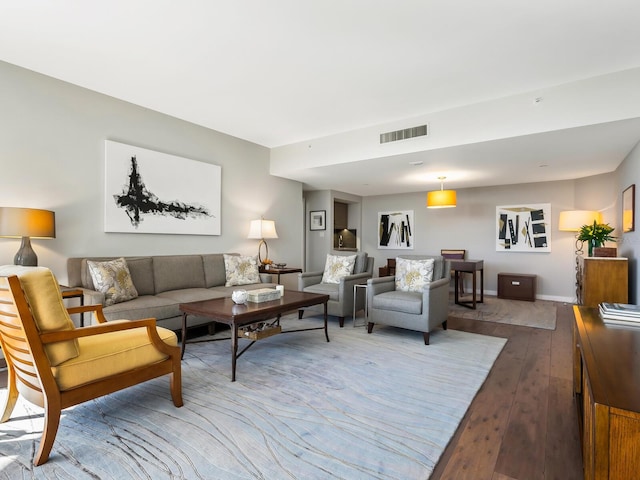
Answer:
[259,266,302,284]
[573,305,640,479]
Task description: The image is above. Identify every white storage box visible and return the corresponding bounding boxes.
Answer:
[247,288,281,303]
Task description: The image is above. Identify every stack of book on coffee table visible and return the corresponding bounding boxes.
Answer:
[599,302,640,328]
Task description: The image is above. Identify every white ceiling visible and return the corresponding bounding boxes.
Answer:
[2,1,640,194]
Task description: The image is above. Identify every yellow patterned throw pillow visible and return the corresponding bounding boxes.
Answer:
[321,254,356,284]
[395,257,435,292]
[224,254,260,287]
[87,257,139,306]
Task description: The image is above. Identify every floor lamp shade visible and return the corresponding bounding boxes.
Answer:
[558,210,602,231]
[0,207,56,266]
[247,219,278,263]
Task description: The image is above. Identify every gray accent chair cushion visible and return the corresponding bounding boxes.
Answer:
[366,254,450,345]
[298,251,374,327]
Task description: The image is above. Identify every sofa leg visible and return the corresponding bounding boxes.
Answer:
[423,332,430,345]
[338,316,345,328]
[367,322,374,334]
[298,309,304,319]
[442,320,448,330]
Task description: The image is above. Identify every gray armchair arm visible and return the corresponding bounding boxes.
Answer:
[423,276,450,326]
[298,271,323,289]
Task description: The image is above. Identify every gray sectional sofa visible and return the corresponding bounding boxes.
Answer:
[67,254,275,331]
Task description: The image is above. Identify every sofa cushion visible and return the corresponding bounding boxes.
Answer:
[202,254,227,288]
[371,290,423,315]
[223,254,260,286]
[153,255,206,293]
[87,258,139,307]
[395,257,434,292]
[102,295,181,322]
[302,282,340,301]
[126,257,155,296]
[0,266,80,366]
[156,288,226,304]
[321,254,356,284]
[52,323,177,391]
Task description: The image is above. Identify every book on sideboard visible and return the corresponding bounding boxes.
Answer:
[599,302,640,327]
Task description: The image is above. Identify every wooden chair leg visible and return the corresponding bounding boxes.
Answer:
[170,368,184,408]
[367,322,374,333]
[338,316,345,328]
[298,309,304,319]
[0,366,19,423]
[34,400,61,466]
[423,332,430,345]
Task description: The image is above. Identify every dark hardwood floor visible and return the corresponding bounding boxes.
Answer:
[0,304,583,479]
[431,302,583,480]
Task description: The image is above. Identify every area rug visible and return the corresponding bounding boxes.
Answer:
[449,294,558,330]
[0,316,506,479]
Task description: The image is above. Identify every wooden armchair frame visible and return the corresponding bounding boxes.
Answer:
[0,275,183,466]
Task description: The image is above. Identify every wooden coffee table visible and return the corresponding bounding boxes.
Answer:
[179,290,330,381]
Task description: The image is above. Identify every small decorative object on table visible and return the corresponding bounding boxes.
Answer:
[231,290,248,304]
[247,288,282,303]
[577,220,616,257]
[273,263,287,268]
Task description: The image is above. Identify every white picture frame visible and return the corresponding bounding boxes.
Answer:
[104,140,221,235]
[378,210,414,249]
[496,203,551,252]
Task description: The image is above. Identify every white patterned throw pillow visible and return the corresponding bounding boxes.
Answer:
[224,254,261,287]
[395,257,435,293]
[321,254,357,284]
[87,257,139,307]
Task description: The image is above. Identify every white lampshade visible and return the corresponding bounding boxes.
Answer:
[248,219,278,239]
[558,210,602,231]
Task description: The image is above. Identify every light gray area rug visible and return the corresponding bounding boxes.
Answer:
[448,294,558,330]
[0,316,506,479]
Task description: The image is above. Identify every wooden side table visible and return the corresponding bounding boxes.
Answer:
[450,259,484,309]
[259,266,302,284]
[60,286,86,326]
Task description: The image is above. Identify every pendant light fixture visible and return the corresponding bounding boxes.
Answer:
[426,176,457,208]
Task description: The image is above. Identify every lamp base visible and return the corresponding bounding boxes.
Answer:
[257,239,269,264]
[14,236,38,266]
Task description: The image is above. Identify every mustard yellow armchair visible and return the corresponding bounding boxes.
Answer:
[0,266,183,466]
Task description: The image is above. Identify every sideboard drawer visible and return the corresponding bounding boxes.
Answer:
[497,273,536,302]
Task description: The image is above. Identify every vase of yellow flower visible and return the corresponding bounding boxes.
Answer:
[577,220,616,256]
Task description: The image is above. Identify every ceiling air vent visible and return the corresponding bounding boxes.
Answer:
[380,124,428,144]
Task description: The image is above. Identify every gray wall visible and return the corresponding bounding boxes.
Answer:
[0,61,304,287]
[362,175,620,302]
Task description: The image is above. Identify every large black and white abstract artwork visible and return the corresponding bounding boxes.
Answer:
[378,210,414,249]
[496,203,550,252]
[105,140,221,235]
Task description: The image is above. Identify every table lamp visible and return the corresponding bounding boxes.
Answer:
[0,207,56,266]
[247,218,278,264]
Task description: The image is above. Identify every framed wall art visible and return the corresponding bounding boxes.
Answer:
[623,184,635,233]
[104,140,221,235]
[309,210,326,231]
[496,203,551,252]
[378,210,414,249]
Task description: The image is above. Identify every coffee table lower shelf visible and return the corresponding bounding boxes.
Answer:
[179,291,330,381]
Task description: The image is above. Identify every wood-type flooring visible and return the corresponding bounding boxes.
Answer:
[431,302,583,480]
[0,303,583,479]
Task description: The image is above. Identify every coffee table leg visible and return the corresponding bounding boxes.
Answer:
[324,301,330,342]
[231,324,238,382]
[181,313,188,360]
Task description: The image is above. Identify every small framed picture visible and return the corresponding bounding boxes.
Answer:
[623,184,635,233]
[309,210,326,231]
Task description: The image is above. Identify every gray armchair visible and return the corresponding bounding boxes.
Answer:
[366,255,450,344]
[298,251,374,327]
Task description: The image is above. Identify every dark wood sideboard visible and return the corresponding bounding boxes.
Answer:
[573,306,640,479]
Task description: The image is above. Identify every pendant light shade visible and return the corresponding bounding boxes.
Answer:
[426,177,457,208]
